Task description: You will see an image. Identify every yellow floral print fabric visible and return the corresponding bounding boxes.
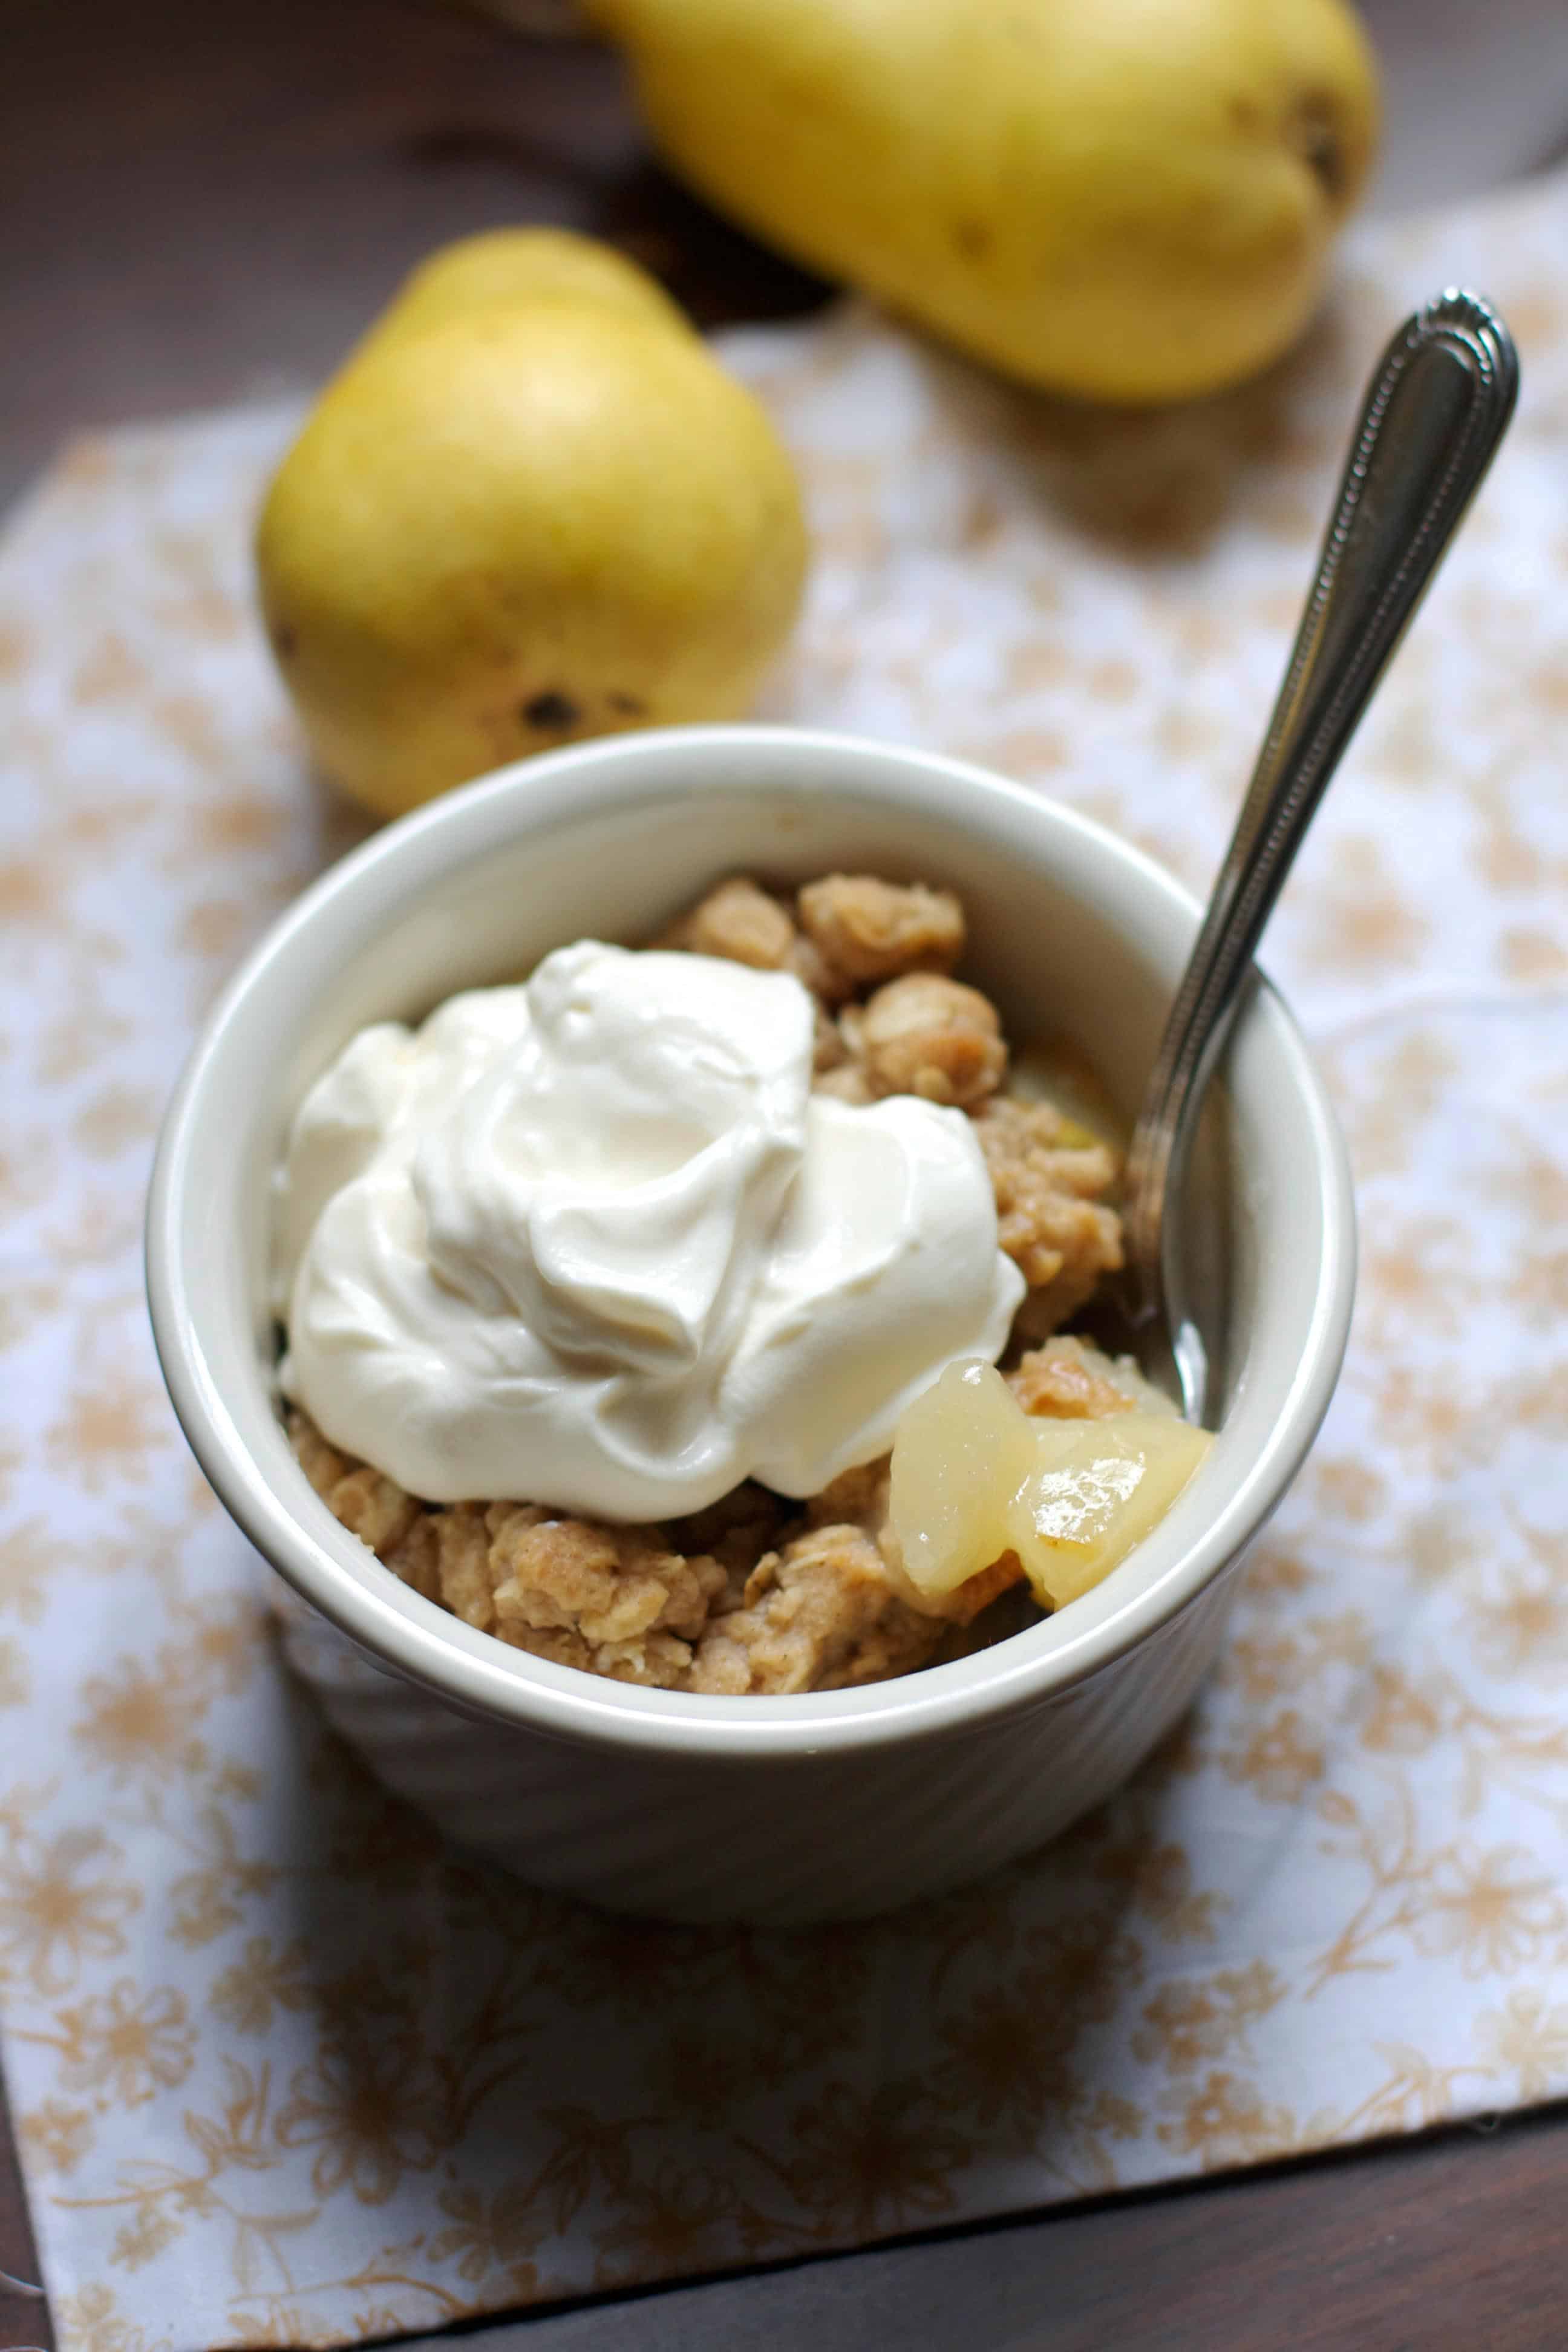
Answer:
[3,166,1568,2352]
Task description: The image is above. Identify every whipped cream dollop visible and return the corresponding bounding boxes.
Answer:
[275,942,1024,1521]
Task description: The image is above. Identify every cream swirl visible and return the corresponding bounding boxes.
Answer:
[275,942,1023,1520]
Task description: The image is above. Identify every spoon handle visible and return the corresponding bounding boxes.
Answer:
[1123,288,1518,1320]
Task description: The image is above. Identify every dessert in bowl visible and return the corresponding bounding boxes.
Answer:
[276,863,1207,1696]
[146,725,1355,1923]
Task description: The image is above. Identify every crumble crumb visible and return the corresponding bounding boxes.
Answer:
[656,874,795,972]
[972,1094,1123,1332]
[688,1523,944,1695]
[858,972,1007,1108]
[487,1509,725,1645]
[1009,1334,1144,1419]
[796,874,965,987]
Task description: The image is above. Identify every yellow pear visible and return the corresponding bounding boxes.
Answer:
[256,252,807,819]
[354,226,694,361]
[590,0,1379,403]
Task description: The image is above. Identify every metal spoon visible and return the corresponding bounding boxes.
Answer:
[1115,288,1518,1425]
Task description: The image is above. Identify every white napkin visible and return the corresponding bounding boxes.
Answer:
[2,166,1566,2352]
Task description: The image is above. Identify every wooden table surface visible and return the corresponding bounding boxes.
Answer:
[4,5,1567,2345]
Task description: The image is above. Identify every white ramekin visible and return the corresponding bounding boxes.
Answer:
[146,725,1355,1924]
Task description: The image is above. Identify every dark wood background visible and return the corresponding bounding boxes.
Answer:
[4,4,1568,2345]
